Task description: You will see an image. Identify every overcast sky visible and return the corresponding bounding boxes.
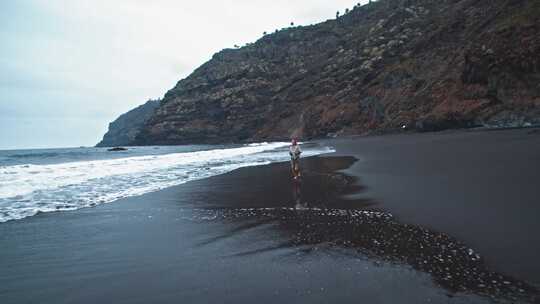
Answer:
[0,0,366,150]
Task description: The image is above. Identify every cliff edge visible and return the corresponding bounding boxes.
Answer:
[106,0,540,145]
[96,99,160,147]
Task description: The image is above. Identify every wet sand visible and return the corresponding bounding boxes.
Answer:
[325,128,540,286]
[1,128,539,303]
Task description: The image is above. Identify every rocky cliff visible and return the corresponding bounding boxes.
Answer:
[96,99,160,147]
[124,0,538,145]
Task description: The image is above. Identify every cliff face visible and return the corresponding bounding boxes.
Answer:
[96,99,160,147]
[130,0,539,145]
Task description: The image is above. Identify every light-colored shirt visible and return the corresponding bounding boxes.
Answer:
[289,145,302,160]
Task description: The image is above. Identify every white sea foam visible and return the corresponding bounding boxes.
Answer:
[0,142,334,222]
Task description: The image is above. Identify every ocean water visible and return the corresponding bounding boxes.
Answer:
[0,142,333,223]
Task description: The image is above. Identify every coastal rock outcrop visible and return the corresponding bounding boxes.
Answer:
[96,99,160,147]
[114,0,540,145]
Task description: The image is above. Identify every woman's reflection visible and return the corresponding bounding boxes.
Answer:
[293,179,307,209]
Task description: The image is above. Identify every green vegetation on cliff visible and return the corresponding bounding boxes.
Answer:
[101,0,540,146]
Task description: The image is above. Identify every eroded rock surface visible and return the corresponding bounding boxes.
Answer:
[97,99,160,147]
[120,0,538,145]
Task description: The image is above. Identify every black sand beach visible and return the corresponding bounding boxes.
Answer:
[1,128,540,303]
[327,128,540,285]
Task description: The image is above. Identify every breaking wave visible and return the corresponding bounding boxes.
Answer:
[0,142,333,222]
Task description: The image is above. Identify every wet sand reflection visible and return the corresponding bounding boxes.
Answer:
[183,157,539,303]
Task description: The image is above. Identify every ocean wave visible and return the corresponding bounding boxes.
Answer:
[7,152,61,158]
[0,142,334,223]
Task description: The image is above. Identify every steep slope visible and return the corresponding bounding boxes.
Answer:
[132,0,539,145]
[96,99,160,147]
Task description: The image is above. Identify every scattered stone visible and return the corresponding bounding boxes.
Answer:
[107,147,128,152]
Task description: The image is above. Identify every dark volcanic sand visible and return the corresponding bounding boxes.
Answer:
[325,128,540,287]
[1,128,539,303]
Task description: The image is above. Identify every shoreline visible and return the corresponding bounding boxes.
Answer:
[1,128,539,303]
[323,127,540,286]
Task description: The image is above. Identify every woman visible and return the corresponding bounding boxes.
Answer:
[289,138,302,179]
